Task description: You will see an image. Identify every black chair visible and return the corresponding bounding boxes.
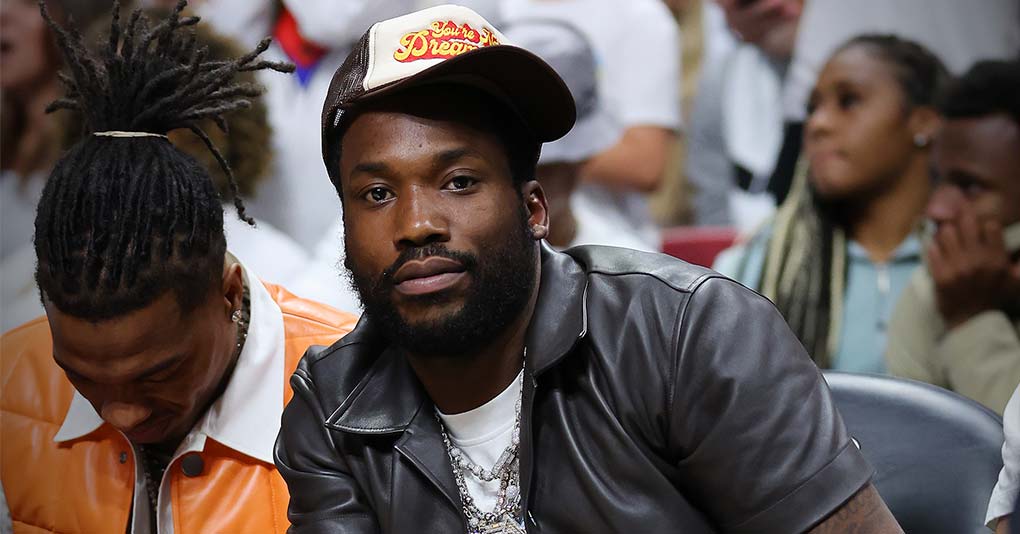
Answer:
[823,372,1005,534]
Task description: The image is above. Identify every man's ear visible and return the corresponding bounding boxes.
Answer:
[221,260,244,319]
[521,180,550,240]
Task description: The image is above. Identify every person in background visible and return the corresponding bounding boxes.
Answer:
[647,0,704,228]
[501,19,638,250]
[685,0,802,231]
[0,0,85,258]
[501,0,681,251]
[886,59,1020,415]
[770,0,1020,204]
[988,383,1020,533]
[714,35,946,373]
[0,0,112,331]
[0,4,357,532]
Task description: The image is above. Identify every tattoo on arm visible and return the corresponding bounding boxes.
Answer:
[807,484,903,534]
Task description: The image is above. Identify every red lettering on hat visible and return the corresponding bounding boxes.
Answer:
[393,20,501,63]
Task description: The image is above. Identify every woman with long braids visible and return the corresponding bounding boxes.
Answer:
[0,2,357,532]
[714,35,948,373]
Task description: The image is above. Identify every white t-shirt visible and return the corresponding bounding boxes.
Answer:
[0,171,46,261]
[987,384,1020,527]
[436,371,524,513]
[222,208,311,287]
[501,0,681,253]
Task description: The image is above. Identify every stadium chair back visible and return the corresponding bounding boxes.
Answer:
[824,371,1004,534]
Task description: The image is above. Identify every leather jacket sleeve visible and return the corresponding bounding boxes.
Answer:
[275,356,380,533]
[668,277,872,533]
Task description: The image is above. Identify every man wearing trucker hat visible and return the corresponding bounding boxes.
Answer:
[274,5,900,533]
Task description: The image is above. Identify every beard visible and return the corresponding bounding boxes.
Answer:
[344,209,538,358]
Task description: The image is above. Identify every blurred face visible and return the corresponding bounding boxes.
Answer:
[717,0,802,59]
[928,115,1020,227]
[339,89,548,357]
[0,0,59,93]
[804,45,922,201]
[46,268,242,446]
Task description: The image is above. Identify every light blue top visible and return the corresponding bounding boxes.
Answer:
[713,225,922,373]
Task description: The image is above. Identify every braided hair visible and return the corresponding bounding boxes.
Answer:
[34,0,292,320]
[751,34,948,367]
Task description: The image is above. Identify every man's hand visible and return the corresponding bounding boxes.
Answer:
[928,205,1020,330]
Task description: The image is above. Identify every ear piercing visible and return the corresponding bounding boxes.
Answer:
[913,134,930,148]
[231,309,242,323]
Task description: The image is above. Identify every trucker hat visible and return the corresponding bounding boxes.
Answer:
[320,4,577,179]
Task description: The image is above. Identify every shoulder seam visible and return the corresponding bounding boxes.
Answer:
[586,268,723,293]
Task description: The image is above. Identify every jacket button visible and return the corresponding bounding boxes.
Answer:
[119,451,128,464]
[181,454,204,477]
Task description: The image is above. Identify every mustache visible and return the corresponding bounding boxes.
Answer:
[379,243,478,286]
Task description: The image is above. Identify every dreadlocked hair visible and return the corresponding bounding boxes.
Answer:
[34,0,293,320]
[747,35,947,368]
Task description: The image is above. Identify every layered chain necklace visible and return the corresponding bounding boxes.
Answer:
[436,355,526,534]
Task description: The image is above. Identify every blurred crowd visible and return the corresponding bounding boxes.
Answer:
[1,0,1020,525]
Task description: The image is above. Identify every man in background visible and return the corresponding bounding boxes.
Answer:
[887,59,1020,415]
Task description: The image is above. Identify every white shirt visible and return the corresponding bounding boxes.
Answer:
[501,0,681,252]
[0,171,46,261]
[52,261,287,534]
[987,384,1020,527]
[436,371,524,513]
[783,0,1020,121]
[0,243,43,333]
[222,209,310,287]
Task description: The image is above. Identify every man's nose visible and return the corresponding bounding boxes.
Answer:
[101,401,152,433]
[926,184,962,224]
[394,189,450,248]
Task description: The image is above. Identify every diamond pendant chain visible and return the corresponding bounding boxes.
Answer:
[437,349,526,534]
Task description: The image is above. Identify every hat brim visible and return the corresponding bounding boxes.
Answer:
[323,45,577,171]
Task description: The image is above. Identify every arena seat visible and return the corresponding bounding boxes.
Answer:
[823,371,1004,533]
[660,226,737,268]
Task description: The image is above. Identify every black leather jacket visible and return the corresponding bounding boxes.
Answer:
[275,244,872,533]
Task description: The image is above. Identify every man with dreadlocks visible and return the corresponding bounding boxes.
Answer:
[0,2,357,533]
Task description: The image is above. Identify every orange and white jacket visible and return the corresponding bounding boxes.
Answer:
[1,270,358,534]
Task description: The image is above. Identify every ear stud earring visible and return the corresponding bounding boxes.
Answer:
[913,134,930,148]
[231,309,242,323]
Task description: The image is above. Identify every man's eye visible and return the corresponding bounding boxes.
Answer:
[837,92,859,110]
[445,176,477,191]
[959,181,985,197]
[364,187,394,203]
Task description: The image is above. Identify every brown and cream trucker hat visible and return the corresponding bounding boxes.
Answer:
[319,4,577,180]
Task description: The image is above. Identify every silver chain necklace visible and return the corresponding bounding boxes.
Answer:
[436,355,526,534]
